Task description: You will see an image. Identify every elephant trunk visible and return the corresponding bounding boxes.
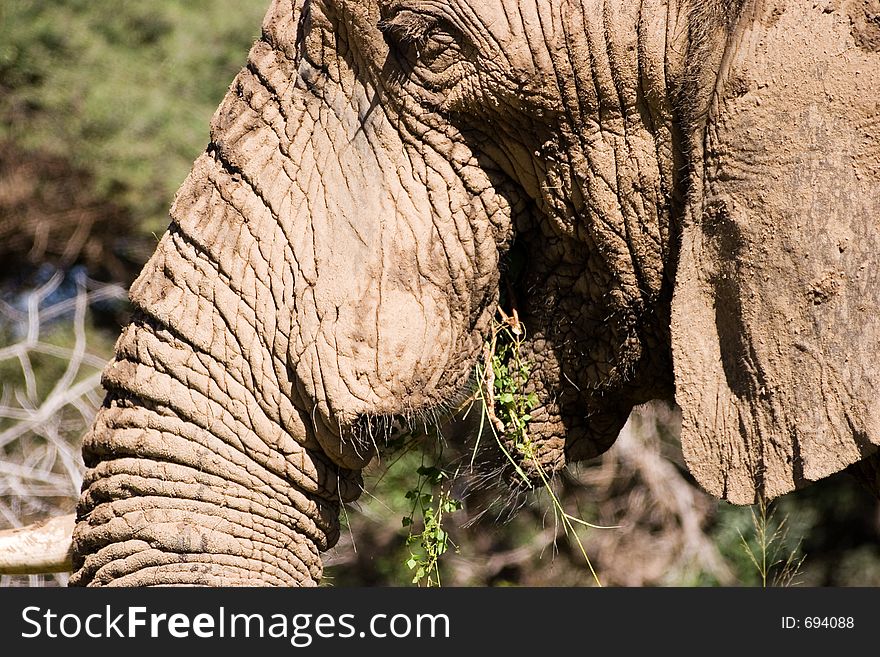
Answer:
[70,221,359,586]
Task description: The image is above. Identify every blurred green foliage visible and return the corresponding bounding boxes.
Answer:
[0,0,267,235]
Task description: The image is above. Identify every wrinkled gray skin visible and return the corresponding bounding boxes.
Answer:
[71,0,880,585]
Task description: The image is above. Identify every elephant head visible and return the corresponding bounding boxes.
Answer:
[8,0,873,585]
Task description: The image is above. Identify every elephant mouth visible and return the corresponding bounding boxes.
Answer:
[349,412,414,449]
[338,340,573,492]
[350,401,567,496]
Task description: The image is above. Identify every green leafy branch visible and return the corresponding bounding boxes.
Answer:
[402,465,462,587]
[399,306,616,587]
[471,309,612,586]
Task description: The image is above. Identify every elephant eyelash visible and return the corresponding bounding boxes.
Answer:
[378,10,438,50]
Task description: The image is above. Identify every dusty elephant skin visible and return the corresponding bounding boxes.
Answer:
[59,0,880,585]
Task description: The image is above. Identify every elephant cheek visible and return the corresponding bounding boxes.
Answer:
[304,288,455,470]
[366,289,452,398]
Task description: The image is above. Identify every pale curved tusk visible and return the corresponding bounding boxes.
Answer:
[0,514,75,574]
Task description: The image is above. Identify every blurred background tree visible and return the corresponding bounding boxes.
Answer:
[1,0,878,587]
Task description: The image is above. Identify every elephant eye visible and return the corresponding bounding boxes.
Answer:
[377,6,472,107]
[378,10,438,55]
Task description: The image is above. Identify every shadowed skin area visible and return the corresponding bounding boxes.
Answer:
[70,0,880,585]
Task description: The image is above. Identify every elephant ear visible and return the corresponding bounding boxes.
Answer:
[670,5,880,504]
[671,187,880,504]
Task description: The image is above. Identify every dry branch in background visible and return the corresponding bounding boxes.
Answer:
[0,270,123,587]
[579,404,733,586]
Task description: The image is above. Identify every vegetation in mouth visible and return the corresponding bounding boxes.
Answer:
[471,309,610,587]
[398,305,613,587]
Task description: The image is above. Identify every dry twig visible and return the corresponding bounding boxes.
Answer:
[0,271,123,586]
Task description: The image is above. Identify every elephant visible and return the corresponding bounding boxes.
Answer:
[2,0,879,586]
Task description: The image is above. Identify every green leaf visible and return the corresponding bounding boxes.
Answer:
[442,499,460,513]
